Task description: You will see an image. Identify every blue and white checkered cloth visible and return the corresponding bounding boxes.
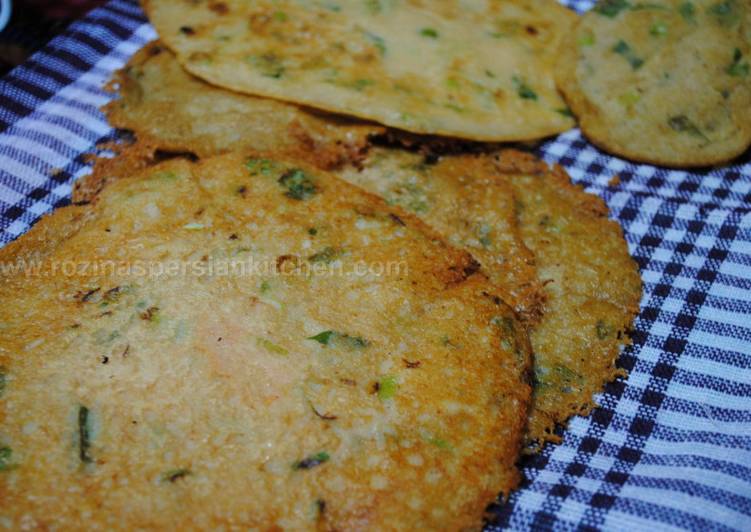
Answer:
[0,1,749,530]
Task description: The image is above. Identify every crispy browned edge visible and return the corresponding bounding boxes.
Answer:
[102,40,384,171]
[492,148,642,449]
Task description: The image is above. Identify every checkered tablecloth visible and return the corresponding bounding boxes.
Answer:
[0,1,749,530]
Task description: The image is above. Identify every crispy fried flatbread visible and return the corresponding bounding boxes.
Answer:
[142,0,576,141]
[104,41,383,169]
[557,0,751,167]
[339,148,641,448]
[491,150,642,448]
[0,152,532,530]
[337,147,543,322]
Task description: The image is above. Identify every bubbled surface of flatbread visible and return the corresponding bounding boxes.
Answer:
[105,41,383,169]
[142,0,576,141]
[0,152,532,531]
[491,150,642,448]
[557,0,751,167]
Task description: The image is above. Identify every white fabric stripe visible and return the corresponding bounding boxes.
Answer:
[617,485,747,527]
[603,510,704,532]
[697,304,751,329]
[643,438,751,471]
[665,381,751,411]
[684,333,751,366]
[631,463,751,500]
[656,409,751,437]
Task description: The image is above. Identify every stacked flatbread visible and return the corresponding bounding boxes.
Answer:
[0,2,644,530]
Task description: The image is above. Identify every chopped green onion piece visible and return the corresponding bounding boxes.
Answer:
[309,330,335,345]
[594,0,631,17]
[650,21,668,36]
[78,406,93,464]
[0,446,12,471]
[512,76,537,100]
[377,375,398,400]
[612,40,644,69]
[420,27,439,38]
[257,337,288,356]
[294,451,330,470]
[278,169,317,200]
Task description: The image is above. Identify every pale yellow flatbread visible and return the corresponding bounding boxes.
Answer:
[143,0,577,141]
[557,0,751,167]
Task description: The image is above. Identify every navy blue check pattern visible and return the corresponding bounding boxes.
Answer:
[0,1,749,530]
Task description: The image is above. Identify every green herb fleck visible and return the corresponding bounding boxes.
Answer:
[428,437,453,450]
[631,2,670,10]
[308,227,318,236]
[578,32,596,47]
[618,90,642,107]
[257,337,288,356]
[78,406,93,464]
[512,76,537,100]
[478,224,492,248]
[246,157,276,176]
[273,11,288,22]
[679,1,696,21]
[727,48,750,77]
[308,330,369,349]
[348,78,375,91]
[668,115,708,140]
[260,280,271,294]
[162,468,192,482]
[596,319,613,340]
[0,366,6,397]
[709,0,738,26]
[365,0,381,14]
[365,32,386,55]
[183,222,205,230]
[278,169,317,200]
[650,21,668,36]
[294,451,330,470]
[594,0,631,17]
[377,375,398,400]
[556,107,575,118]
[309,330,335,345]
[612,40,644,69]
[308,247,343,264]
[250,53,285,79]
[420,27,439,38]
[0,446,12,471]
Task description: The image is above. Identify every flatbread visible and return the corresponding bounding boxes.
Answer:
[142,0,577,141]
[338,148,641,448]
[0,152,532,530]
[491,150,642,448]
[557,0,751,167]
[104,41,383,169]
[337,147,543,323]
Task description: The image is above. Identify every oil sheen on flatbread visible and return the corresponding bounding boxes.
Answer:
[143,0,576,141]
[0,152,532,530]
